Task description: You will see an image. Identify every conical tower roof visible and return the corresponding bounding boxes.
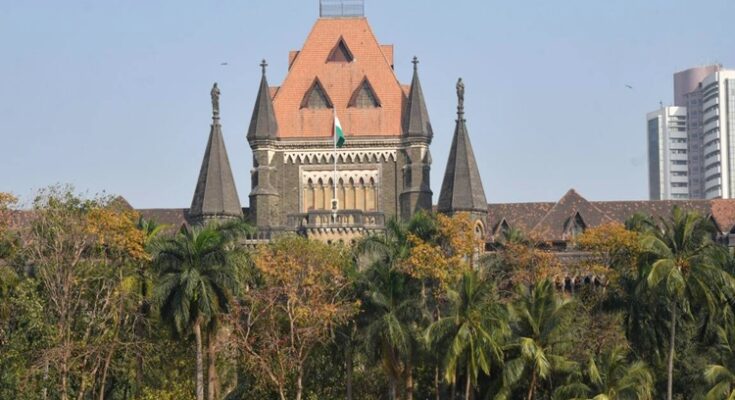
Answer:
[437,78,487,214]
[404,56,432,139]
[247,60,278,142]
[190,83,243,221]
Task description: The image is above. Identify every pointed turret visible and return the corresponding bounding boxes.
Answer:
[248,60,281,230]
[190,83,243,223]
[399,57,434,219]
[247,60,278,142]
[404,56,432,139]
[438,78,487,217]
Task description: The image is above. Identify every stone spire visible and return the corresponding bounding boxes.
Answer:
[247,59,278,142]
[404,56,432,139]
[190,83,243,223]
[437,78,487,215]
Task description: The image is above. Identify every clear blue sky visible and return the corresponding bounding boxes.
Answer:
[2,0,734,208]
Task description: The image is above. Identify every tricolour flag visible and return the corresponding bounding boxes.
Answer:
[334,114,345,148]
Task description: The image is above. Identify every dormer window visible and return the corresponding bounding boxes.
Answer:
[327,37,354,63]
[563,212,586,239]
[349,78,380,108]
[301,78,333,109]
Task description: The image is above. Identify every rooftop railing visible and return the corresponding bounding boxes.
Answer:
[319,0,364,17]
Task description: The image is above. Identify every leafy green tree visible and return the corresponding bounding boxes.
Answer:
[500,279,577,400]
[704,324,735,400]
[640,207,734,400]
[362,259,424,400]
[153,224,241,400]
[426,270,506,400]
[581,346,653,400]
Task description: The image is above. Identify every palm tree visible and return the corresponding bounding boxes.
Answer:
[640,206,733,400]
[426,270,506,400]
[501,279,576,400]
[704,324,735,400]
[583,346,653,400]
[362,260,424,400]
[153,223,242,400]
[356,212,436,400]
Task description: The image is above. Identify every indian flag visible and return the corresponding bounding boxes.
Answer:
[334,114,346,148]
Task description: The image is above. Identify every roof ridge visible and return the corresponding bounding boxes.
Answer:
[530,189,611,234]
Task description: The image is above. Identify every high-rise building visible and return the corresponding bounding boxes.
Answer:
[700,70,735,199]
[651,66,735,199]
[647,106,689,200]
[674,65,721,198]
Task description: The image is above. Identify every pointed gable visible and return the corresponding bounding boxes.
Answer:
[327,37,354,63]
[349,77,380,108]
[272,18,406,138]
[301,78,333,109]
[531,189,611,241]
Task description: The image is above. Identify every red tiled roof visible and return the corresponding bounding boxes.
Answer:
[272,18,406,138]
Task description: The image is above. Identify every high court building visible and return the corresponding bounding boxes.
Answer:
[138,1,735,250]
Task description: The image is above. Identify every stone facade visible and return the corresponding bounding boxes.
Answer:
[245,16,436,240]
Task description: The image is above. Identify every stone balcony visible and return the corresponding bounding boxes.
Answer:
[288,209,385,231]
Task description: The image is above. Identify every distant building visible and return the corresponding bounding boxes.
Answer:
[664,66,735,199]
[646,106,689,200]
[700,70,735,199]
[674,65,722,198]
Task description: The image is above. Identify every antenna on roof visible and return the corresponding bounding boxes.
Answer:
[320,0,364,18]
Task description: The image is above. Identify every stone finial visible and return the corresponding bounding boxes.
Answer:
[456,77,465,117]
[211,82,220,119]
[412,56,419,72]
[260,59,268,76]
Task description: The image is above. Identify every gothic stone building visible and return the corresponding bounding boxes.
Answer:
[125,12,735,250]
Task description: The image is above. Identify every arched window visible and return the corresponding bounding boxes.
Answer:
[304,178,315,211]
[346,178,356,209]
[315,178,325,210]
[355,178,366,210]
[365,177,376,211]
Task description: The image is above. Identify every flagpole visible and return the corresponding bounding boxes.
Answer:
[332,108,338,216]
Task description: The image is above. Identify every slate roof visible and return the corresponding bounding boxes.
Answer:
[190,117,243,221]
[404,58,432,139]
[437,108,487,214]
[247,66,278,141]
[530,189,613,241]
[487,189,735,242]
[271,17,406,138]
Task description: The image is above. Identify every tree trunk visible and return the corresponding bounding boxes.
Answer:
[194,321,205,400]
[98,345,116,400]
[667,302,677,400]
[346,338,353,400]
[42,358,49,400]
[451,380,456,400]
[207,330,218,400]
[295,367,304,400]
[389,376,397,400]
[526,370,537,400]
[405,360,414,400]
[434,366,441,400]
[136,267,148,391]
[61,352,69,400]
[465,363,472,400]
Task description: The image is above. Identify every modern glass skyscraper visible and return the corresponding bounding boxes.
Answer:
[647,106,689,200]
[649,66,735,199]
